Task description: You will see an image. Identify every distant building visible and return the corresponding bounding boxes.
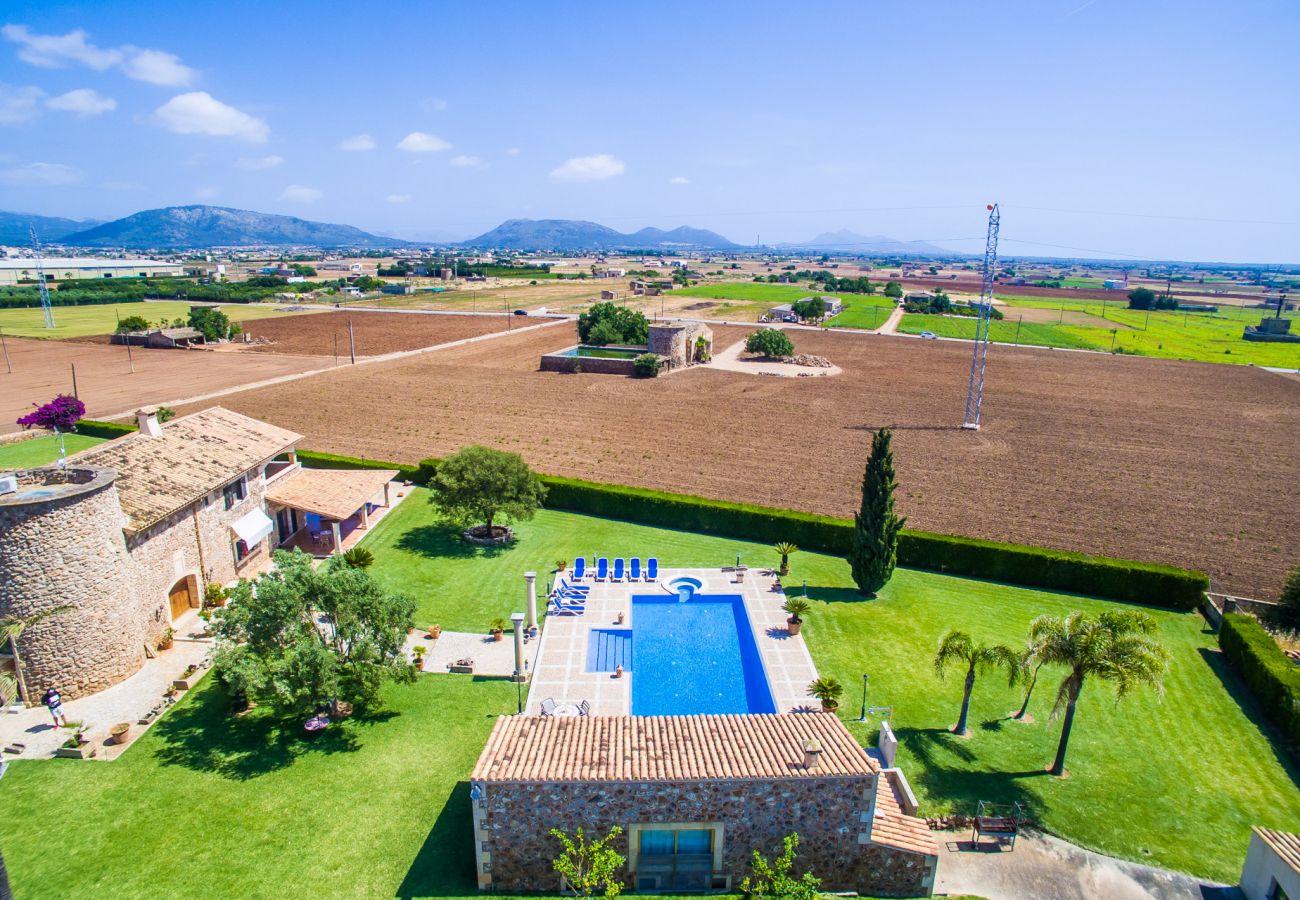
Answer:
[600,289,618,300]
[1103,279,1126,290]
[0,258,185,286]
[380,284,415,295]
[594,268,626,278]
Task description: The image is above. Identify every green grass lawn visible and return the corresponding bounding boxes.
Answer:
[0,301,313,340]
[0,433,106,468]
[2,502,1296,895]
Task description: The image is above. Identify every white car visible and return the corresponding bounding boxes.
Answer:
[919,331,937,340]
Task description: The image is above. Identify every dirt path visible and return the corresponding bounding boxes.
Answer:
[876,305,906,335]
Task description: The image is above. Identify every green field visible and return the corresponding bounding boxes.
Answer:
[0,301,316,340]
[897,299,1300,367]
[2,502,1296,896]
[825,297,902,329]
[672,282,828,304]
[0,433,106,468]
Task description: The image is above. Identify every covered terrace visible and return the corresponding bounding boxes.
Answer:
[265,466,401,557]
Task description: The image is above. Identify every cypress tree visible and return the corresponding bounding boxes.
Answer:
[849,427,906,595]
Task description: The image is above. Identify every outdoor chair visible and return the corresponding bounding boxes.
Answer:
[645,558,659,581]
[550,598,585,616]
[578,699,591,716]
[630,558,642,581]
[540,697,557,716]
[571,557,587,580]
[612,558,626,581]
[595,557,609,581]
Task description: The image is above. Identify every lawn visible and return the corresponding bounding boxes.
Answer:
[0,301,315,340]
[2,503,1297,896]
[0,433,106,468]
[824,297,901,329]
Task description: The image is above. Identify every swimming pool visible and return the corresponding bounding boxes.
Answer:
[556,345,646,359]
[629,592,776,716]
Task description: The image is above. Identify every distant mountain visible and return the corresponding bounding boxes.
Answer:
[463,218,740,251]
[779,229,957,256]
[0,210,100,245]
[61,205,412,249]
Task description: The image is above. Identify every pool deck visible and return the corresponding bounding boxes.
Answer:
[524,566,820,716]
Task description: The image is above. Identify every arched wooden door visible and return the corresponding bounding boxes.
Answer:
[168,578,193,620]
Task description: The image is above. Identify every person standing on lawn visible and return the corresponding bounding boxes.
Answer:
[41,687,67,728]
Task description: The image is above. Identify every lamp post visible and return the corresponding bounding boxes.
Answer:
[511,612,526,714]
[857,673,869,721]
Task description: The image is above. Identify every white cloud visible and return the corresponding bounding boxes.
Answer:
[122,48,195,87]
[396,131,451,153]
[193,186,219,200]
[338,133,376,151]
[280,184,321,203]
[549,153,625,182]
[46,88,115,116]
[505,147,521,156]
[420,97,449,112]
[0,162,83,186]
[0,83,43,123]
[154,92,268,143]
[386,193,412,204]
[669,175,690,185]
[1,25,122,69]
[236,154,284,170]
[450,154,483,168]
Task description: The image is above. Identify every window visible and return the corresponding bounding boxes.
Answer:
[223,476,248,510]
[233,538,251,562]
[629,823,723,893]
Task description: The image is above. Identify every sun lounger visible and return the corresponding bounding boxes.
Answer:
[540,697,558,716]
[552,589,586,604]
[630,558,642,581]
[645,558,659,581]
[571,557,586,580]
[549,599,584,616]
[595,557,609,581]
[612,558,626,581]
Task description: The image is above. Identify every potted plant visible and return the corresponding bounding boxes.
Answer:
[783,598,811,636]
[488,617,508,642]
[555,559,567,572]
[110,722,132,745]
[204,583,228,609]
[427,624,442,640]
[412,645,427,670]
[808,676,844,713]
[773,542,799,576]
[157,626,175,651]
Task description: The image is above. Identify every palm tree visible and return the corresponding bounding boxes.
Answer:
[933,630,1021,737]
[773,542,799,576]
[341,547,375,569]
[1013,631,1049,720]
[1029,611,1170,777]
[0,607,72,706]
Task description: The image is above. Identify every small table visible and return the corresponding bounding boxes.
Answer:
[551,702,582,717]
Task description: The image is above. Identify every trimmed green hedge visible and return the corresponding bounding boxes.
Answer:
[1220,614,1300,745]
[296,449,436,485]
[75,419,137,439]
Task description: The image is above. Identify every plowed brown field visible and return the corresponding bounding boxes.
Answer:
[178,325,1300,599]
[239,311,517,357]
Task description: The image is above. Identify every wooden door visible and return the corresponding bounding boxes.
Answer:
[168,579,192,619]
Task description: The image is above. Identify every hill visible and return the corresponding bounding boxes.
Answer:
[0,210,99,245]
[61,205,411,249]
[464,218,740,251]
[779,229,958,256]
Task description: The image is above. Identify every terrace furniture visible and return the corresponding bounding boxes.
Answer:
[578,699,591,717]
[971,801,1024,851]
[571,557,587,580]
[645,558,659,581]
[540,697,558,716]
[550,598,585,616]
[551,701,582,717]
[612,558,626,582]
[630,558,643,581]
[595,557,609,581]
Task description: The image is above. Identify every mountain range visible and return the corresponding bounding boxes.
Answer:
[0,210,101,245]
[777,229,956,256]
[462,219,741,251]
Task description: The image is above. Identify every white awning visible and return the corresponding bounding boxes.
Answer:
[230,508,274,545]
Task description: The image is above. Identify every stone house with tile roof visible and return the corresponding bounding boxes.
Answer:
[469,713,938,897]
[1241,827,1300,900]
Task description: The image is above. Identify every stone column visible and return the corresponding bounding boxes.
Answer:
[511,612,526,682]
[524,572,538,630]
[330,521,342,554]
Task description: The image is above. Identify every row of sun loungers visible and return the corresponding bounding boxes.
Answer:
[570,557,657,582]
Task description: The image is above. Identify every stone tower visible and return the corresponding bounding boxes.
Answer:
[0,466,147,699]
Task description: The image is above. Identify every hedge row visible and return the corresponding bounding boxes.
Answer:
[0,293,150,309]
[75,419,136,439]
[1219,614,1300,746]
[68,424,1208,609]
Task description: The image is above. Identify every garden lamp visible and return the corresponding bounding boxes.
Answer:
[858,674,869,721]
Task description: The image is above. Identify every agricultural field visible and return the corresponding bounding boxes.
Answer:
[239,311,528,358]
[0,300,317,340]
[174,323,1300,600]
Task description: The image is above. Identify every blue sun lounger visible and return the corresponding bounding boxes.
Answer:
[571,557,586,580]
[630,558,642,581]
[645,557,658,581]
[553,580,589,598]
[595,557,609,581]
[612,558,626,581]
[550,597,585,615]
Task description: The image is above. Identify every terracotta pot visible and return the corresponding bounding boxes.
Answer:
[821,700,839,713]
[415,658,425,670]
[111,724,131,745]
[491,630,503,642]
[787,617,803,636]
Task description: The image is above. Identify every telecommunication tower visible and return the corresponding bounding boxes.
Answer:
[29,226,55,329]
[961,204,1000,430]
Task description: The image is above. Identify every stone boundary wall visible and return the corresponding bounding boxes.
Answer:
[472,774,933,897]
[540,348,639,376]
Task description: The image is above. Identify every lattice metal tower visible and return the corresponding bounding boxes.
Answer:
[961,204,1000,430]
[29,226,55,329]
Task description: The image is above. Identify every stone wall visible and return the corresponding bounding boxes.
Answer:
[648,321,713,368]
[472,773,933,897]
[540,349,638,376]
[0,468,148,699]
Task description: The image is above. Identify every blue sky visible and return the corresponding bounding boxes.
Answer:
[0,0,1297,262]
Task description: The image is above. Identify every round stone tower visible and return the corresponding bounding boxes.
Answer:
[0,466,147,700]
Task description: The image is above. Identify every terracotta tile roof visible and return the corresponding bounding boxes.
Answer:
[472,713,879,783]
[1256,828,1300,873]
[264,467,397,521]
[871,771,939,858]
[72,407,300,533]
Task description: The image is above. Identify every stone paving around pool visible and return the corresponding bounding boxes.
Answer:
[523,566,819,716]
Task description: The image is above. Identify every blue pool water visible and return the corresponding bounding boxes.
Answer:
[629,593,776,715]
[586,629,632,672]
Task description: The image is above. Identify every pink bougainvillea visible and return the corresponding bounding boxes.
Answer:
[16,394,86,431]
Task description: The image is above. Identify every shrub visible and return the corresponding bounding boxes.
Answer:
[16,394,85,431]
[745,329,794,358]
[1219,613,1300,746]
[75,419,135,439]
[115,314,151,333]
[632,353,661,378]
[577,302,649,345]
[430,445,546,535]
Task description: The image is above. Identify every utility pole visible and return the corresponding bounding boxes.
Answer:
[1013,315,1023,347]
[71,363,78,398]
[962,204,1000,430]
[0,326,10,374]
[348,320,356,364]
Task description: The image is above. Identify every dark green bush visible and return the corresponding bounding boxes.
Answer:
[1219,614,1300,745]
[632,354,661,378]
[745,329,794,357]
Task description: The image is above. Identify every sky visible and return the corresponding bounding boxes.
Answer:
[0,0,1297,262]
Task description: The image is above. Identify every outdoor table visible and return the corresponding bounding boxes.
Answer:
[551,703,581,717]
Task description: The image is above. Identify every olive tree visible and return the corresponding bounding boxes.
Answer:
[744,328,794,358]
[430,445,546,539]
